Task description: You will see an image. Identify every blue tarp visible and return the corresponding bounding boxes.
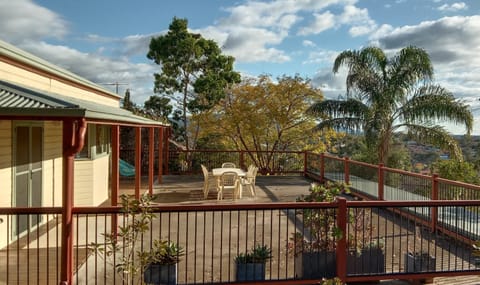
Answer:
[119,159,135,177]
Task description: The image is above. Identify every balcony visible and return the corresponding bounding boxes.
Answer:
[1,151,480,284]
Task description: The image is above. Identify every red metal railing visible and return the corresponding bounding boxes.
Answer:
[1,200,480,284]
[4,151,480,284]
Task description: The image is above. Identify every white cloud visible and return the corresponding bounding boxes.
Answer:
[222,27,290,63]
[437,2,468,12]
[0,0,68,44]
[366,15,480,134]
[298,11,335,35]
[339,5,377,37]
[19,41,157,103]
[302,40,316,47]
[297,4,376,37]
[303,49,338,65]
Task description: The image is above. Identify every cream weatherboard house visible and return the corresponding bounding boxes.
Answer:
[0,39,168,265]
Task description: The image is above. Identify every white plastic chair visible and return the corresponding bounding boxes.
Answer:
[217,171,240,200]
[221,162,236,168]
[242,165,258,197]
[201,164,211,199]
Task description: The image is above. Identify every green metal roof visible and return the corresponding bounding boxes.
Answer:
[0,80,167,127]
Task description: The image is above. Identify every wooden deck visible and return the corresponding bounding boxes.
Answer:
[1,175,480,284]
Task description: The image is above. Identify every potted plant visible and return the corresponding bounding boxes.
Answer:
[404,226,436,279]
[404,251,436,272]
[142,239,185,285]
[473,240,480,267]
[90,194,185,285]
[90,194,157,284]
[289,181,348,279]
[346,207,385,275]
[235,244,272,281]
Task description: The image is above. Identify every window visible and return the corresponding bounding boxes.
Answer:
[96,125,111,156]
[75,124,111,159]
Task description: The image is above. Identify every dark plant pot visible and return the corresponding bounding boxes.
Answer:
[404,252,436,272]
[294,251,336,279]
[347,248,385,274]
[144,263,177,285]
[235,262,265,281]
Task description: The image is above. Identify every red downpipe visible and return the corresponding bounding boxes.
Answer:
[60,118,86,285]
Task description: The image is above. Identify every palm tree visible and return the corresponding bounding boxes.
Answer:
[307,46,473,165]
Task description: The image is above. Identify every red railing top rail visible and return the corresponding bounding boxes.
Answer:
[171,149,305,154]
[437,176,480,190]
[0,207,62,214]
[382,165,432,179]
[53,199,480,215]
[347,159,379,168]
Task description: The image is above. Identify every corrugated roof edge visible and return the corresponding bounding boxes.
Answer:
[0,79,169,127]
[0,39,120,99]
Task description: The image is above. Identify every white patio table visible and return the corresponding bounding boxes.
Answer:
[212,168,246,198]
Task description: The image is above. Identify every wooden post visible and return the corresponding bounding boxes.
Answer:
[431,174,439,232]
[111,125,119,236]
[344,157,350,185]
[111,125,119,205]
[148,127,154,195]
[303,151,307,177]
[320,153,325,183]
[157,127,164,183]
[240,150,245,170]
[164,128,170,175]
[378,163,384,200]
[135,127,142,199]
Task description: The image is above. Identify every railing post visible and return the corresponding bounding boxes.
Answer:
[431,173,439,232]
[336,197,348,282]
[303,151,307,177]
[157,127,164,183]
[135,127,142,199]
[164,127,170,175]
[378,163,384,200]
[344,157,350,185]
[320,153,325,183]
[240,150,245,169]
[148,127,154,195]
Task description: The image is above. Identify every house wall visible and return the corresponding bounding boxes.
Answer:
[0,61,119,107]
[43,121,63,207]
[0,120,12,248]
[74,155,110,206]
[0,120,12,207]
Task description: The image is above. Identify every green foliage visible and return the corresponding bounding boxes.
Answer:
[195,74,338,173]
[320,277,344,285]
[122,89,135,111]
[289,182,349,254]
[143,95,173,121]
[235,244,272,264]
[147,17,240,150]
[140,239,184,265]
[432,159,480,184]
[90,194,183,284]
[308,46,473,166]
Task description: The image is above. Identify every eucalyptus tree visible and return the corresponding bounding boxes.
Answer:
[147,17,241,150]
[307,46,473,166]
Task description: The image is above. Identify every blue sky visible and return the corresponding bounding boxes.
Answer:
[1,0,480,134]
